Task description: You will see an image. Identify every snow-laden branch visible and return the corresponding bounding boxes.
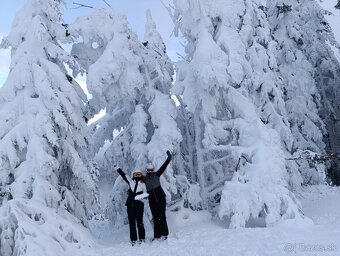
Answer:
[206,177,230,194]
[203,155,230,167]
[286,150,340,163]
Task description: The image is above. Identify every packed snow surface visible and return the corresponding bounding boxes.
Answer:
[68,185,340,256]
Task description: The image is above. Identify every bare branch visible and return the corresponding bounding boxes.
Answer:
[72,2,94,9]
[102,0,113,9]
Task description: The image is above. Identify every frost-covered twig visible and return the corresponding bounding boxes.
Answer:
[276,4,292,17]
[160,0,175,21]
[160,0,181,37]
[203,155,230,166]
[176,52,188,62]
[235,155,249,172]
[151,46,163,57]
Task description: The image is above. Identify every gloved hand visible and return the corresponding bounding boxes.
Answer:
[116,168,125,177]
[166,150,172,161]
[135,193,149,201]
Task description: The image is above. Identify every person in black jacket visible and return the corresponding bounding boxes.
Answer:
[144,150,172,240]
[116,168,148,245]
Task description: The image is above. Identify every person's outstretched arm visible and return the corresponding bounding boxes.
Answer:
[116,168,131,186]
[156,151,172,177]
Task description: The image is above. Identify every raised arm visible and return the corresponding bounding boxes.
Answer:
[116,168,132,186]
[156,151,172,177]
[116,168,126,178]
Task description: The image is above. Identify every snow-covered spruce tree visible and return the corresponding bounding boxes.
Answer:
[224,0,304,191]
[0,0,98,255]
[170,0,308,227]
[267,0,327,186]
[268,0,340,185]
[69,10,182,226]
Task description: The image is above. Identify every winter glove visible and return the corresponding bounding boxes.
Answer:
[116,168,126,177]
[135,193,149,201]
[166,150,172,161]
[117,168,131,186]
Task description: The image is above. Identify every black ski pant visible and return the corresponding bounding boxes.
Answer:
[127,201,145,242]
[149,195,168,238]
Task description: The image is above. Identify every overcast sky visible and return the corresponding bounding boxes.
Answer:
[0,0,182,87]
[0,0,339,88]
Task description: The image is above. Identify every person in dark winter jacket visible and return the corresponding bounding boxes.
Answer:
[144,150,172,240]
[116,168,148,245]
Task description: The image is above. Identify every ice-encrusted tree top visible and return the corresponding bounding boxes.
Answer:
[70,9,181,166]
[0,0,98,255]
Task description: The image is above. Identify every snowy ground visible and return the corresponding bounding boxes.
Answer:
[73,185,339,256]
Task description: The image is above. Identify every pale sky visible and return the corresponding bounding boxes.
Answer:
[0,0,182,87]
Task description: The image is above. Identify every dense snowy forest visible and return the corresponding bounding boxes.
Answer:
[0,0,339,255]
